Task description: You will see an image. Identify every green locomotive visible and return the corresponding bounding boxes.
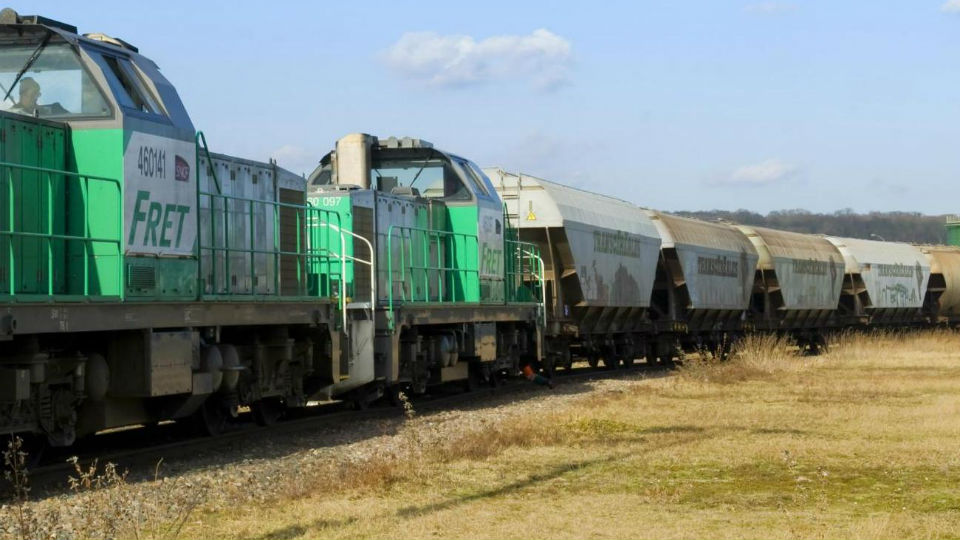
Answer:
[308,134,545,400]
[0,10,544,447]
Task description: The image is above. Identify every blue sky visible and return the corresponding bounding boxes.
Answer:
[37,0,960,214]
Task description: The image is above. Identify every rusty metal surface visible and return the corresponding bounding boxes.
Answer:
[735,225,844,310]
[826,236,930,309]
[0,300,334,336]
[487,169,660,308]
[646,211,758,310]
[923,246,960,316]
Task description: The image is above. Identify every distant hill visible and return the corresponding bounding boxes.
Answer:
[671,209,949,245]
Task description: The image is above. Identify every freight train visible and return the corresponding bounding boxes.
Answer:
[0,10,956,448]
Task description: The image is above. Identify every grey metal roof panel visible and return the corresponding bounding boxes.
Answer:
[647,211,753,253]
[485,168,658,237]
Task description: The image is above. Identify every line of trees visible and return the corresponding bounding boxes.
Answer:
[673,208,949,245]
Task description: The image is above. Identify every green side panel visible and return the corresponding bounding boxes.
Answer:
[0,117,67,295]
[947,222,960,247]
[125,257,196,299]
[446,205,480,302]
[308,195,352,298]
[69,129,124,297]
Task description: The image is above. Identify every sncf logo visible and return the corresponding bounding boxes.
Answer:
[174,155,190,182]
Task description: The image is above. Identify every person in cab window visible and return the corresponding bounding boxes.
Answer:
[9,77,40,116]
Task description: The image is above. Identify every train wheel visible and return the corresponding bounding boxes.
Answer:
[382,385,404,407]
[463,367,480,393]
[353,397,369,411]
[542,356,558,380]
[603,356,620,370]
[489,369,505,388]
[252,397,284,426]
[659,356,677,369]
[587,355,600,368]
[195,399,227,436]
[622,356,635,368]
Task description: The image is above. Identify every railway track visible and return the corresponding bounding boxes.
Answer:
[20,361,671,497]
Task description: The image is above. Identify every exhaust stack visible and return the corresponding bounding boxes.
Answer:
[334,133,376,189]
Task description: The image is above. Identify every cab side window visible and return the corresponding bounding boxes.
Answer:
[442,163,471,201]
[92,52,165,116]
[455,158,491,197]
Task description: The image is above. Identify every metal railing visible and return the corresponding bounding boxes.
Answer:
[313,220,375,334]
[505,238,546,327]
[198,191,345,301]
[0,161,123,300]
[385,225,480,315]
[196,131,222,195]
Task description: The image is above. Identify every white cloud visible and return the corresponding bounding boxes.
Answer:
[718,159,799,186]
[382,29,573,91]
[941,0,960,13]
[744,2,797,14]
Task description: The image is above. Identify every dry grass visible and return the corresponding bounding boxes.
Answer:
[679,332,810,384]
[4,328,960,539]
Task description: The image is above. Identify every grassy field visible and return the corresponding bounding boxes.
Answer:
[187,330,960,539]
[4,330,960,539]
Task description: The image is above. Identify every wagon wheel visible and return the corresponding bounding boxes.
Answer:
[252,397,285,426]
[542,355,558,380]
[463,366,480,393]
[602,356,620,370]
[195,399,227,436]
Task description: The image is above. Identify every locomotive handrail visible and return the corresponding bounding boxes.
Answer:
[519,246,547,329]
[195,131,222,195]
[198,190,345,303]
[314,221,376,333]
[0,160,123,300]
[385,224,481,329]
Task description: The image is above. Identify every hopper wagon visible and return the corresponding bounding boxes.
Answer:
[826,236,930,326]
[644,210,759,357]
[733,225,845,351]
[486,169,660,371]
[921,245,960,325]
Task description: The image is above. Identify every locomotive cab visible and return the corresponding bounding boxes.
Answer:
[0,10,198,300]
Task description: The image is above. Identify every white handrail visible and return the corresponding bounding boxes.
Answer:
[318,223,376,331]
[520,248,547,329]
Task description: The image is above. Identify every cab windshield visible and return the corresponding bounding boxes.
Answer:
[0,41,110,119]
[372,155,472,201]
